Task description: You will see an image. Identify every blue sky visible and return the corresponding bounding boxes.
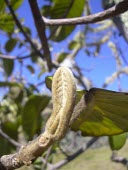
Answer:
[0,0,128,100]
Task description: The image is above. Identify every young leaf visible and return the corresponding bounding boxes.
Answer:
[71,88,128,136]
[45,66,76,139]
[109,133,127,150]
[11,0,23,10]
[57,52,69,63]
[45,76,86,101]
[45,76,53,90]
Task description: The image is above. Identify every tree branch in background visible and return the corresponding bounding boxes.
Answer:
[111,151,128,166]
[48,137,99,170]
[4,0,45,64]
[74,66,88,89]
[42,146,52,169]
[28,0,52,71]
[0,54,31,60]
[0,53,58,71]
[103,67,128,88]
[0,128,21,148]
[43,0,128,26]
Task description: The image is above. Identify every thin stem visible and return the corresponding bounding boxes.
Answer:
[48,137,99,170]
[0,128,21,148]
[28,0,52,71]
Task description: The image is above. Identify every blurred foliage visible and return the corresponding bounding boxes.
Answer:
[109,133,127,150]
[0,0,128,169]
[42,0,85,41]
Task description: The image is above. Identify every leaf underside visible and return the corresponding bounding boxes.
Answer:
[71,88,128,136]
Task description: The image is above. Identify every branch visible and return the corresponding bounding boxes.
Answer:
[0,128,21,148]
[103,67,128,88]
[48,137,99,170]
[0,132,54,170]
[0,53,58,71]
[43,0,128,26]
[48,0,74,39]
[74,64,92,90]
[28,0,52,71]
[42,146,52,169]
[4,0,45,62]
[0,67,76,170]
[0,54,31,60]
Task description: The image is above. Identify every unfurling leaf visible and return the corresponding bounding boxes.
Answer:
[45,66,76,140]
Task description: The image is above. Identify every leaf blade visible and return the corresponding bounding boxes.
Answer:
[22,95,50,139]
[71,88,128,136]
[109,133,127,150]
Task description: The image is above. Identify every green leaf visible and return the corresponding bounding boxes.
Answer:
[0,81,22,87]
[57,52,69,63]
[76,89,86,103]
[50,0,85,41]
[2,121,19,140]
[30,52,38,63]
[5,38,17,52]
[0,13,14,33]
[0,138,15,156]
[27,65,35,74]
[68,32,84,50]
[3,59,14,77]
[38,68,46,79]
[71,88,128,136]
[41,5,51,17]
[45,76,53,90]
[23,26,31,36]
[109,133,127,150]
[8,86,24,104]
[22,95,50,139]
[68,41,80,50]
[0,0,6,11]
[11,0,23,10]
